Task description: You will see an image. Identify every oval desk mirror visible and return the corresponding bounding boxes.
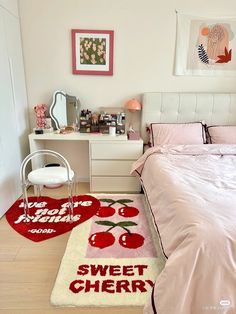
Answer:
[49,90,80,130]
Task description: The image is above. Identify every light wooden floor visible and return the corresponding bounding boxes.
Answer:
[0,183,143,314]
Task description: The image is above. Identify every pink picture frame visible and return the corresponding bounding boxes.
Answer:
[71,29,114,75]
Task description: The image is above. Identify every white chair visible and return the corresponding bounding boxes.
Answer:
[20,149,75,221]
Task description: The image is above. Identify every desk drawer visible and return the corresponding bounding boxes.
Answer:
[91,177,140,192]
[91,142,142,160]
[91,160,134,176]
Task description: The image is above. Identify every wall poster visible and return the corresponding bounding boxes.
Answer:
[174,12,236,76]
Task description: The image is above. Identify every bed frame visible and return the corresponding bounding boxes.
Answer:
[141,92,236,143]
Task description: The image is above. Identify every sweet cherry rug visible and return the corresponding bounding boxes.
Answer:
[5,195,100,242]
[51,194,165,307]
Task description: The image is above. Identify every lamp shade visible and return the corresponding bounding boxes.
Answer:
[125,99,141,112]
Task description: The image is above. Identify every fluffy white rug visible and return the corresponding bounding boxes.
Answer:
[51,194,165,307]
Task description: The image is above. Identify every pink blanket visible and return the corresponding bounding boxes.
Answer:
[131,144,236,314]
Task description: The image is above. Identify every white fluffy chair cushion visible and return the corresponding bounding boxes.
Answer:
[28,167,74,185]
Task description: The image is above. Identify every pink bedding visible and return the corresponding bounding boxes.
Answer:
[131,144,236,314]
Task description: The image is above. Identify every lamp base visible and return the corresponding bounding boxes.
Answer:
[127,130,140,140]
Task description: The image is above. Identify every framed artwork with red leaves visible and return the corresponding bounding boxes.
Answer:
[71,29,114,75]
[174,13,236,76]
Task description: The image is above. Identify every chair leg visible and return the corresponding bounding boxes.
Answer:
[73,173,77,197]
[22,184,30,221]
[36,185,41,203]
[73,176,77,199]
[68,182,74,222]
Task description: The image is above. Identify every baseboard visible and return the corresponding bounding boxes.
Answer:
[76,177,89,183]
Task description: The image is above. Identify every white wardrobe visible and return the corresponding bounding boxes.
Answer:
[0,0,29,217]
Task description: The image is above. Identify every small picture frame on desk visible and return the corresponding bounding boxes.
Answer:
[34,129,44,135]
[33,128,54,135]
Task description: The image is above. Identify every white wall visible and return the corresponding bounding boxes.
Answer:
[18,0,236,180]
[0,0,18,16]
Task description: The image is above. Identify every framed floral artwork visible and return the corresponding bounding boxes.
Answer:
[71,29,114,75]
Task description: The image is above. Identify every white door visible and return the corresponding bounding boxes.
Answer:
[0,6,28,218]
[3,6,29,189]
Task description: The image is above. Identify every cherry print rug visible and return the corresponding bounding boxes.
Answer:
[51,194,166,307]
[5,195,100,242]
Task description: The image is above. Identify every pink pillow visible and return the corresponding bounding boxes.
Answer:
[208,126,236,144]
[149,122,205,146]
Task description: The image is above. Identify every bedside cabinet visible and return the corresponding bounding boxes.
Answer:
[89,139,143,192]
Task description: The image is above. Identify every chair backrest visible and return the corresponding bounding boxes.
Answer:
[20,149,72,184]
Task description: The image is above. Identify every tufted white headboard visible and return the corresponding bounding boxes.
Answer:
[141,92,236,143]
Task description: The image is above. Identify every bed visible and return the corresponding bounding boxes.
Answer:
[132,92,236,314]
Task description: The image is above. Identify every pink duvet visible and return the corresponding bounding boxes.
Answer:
[131,144,236,314]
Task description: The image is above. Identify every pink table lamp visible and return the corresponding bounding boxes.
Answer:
[125,98,141,139]
[125,98,142,112]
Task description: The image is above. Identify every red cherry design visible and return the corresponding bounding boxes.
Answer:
[96,206,115,217]
[119,232,144,249]
[89,232,115,249]
[118,206,139,217]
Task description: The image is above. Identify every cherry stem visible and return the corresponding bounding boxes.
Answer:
[117,201,129,207]
[108,201,116,206]
[108,201,130,207]
[120,226,131,234]
[106,226,116,232]
[106,224,132,234]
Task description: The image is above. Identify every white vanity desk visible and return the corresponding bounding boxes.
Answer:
[29,132,143,192]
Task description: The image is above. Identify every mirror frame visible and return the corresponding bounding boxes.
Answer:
[49,90,80,130]
[49,90,66,130]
